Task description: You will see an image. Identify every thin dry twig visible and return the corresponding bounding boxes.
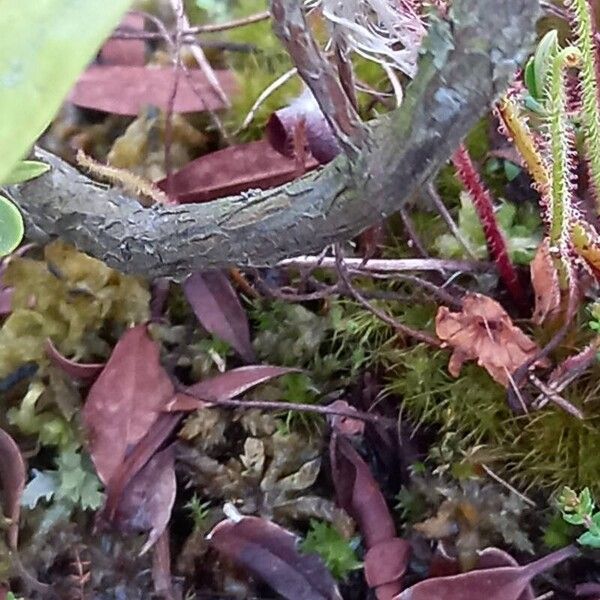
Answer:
[236,67,298,134]
[278,255,491,273]
[205,396,397,427]
[271,0,366,156]
[426,182,478,260]
[188,10,271,33]
[399,205,429,257]
[334,244,440,346]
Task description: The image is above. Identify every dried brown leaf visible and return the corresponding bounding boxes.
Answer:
[531,239,561,325]
[331,435,407,599]
[435,293,547,387]
[82,324,175,484]
[0,427,26,550]
[156,139,318,204]
[392,545,577,600]
[69,65,235,115]
[209,514,342,600]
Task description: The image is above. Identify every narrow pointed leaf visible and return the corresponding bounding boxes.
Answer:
[165,365,297,411]
[209,515,342,600]
[393,545,578,600]
[183,270,255,362]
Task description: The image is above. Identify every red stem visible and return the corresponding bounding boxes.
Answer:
[452,144,526,307]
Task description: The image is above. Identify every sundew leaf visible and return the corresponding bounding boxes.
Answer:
[2,160,50,185]
[0,0,133,181]
[0,196,24,257]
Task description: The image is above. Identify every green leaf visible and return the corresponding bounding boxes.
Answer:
[0,195,24,256]
[504,160,521,182]
[578,530,600,548]
[300,520,362,580]
[561,512,586,526]
[524,57,538,99]
[534,30,559,102]
[0,0,133,182]
[2,160,50,185]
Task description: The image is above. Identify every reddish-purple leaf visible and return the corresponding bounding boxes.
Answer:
[183,270,255,362]
[45,339,105,381]
[82,324,175,485]
[577,582,600,597]
[99,13,146,66]
[209,515,342,600]
[113,446,176,555]
[326,400,365,436]
[267,88,340,165]
[331,435,406,599]
[69,65,235,115]
[0,427,26,550]
[102,413,182,522]
[392,545,578,600]
[156,139,318,204]
[165,365,297,411]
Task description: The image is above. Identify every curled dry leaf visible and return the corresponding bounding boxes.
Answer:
[165,365,297,411]
[531,239,561,325]
[267,88,340,164]
[392,545,577,600]
[45,338,105,382]
[156,139,318,204]
[209,513,342,600]
[0,427,26,550]
[69,65,236,115]
[435,293,547,387]
[183,270,255,362]
[331,435,409,599]
[82,324,175,485]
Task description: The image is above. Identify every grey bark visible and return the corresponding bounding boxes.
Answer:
[5,0,539,280]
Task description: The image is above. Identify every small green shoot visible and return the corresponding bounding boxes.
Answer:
[300,520,362,580]
[558,486,600,548]
[185,495,211,529]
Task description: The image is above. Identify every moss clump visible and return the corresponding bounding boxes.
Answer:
[330,297,600,496]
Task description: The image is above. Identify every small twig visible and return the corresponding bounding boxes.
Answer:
[528,374,584,420]
[165,0,185,193]
[278,255,491,273]
[235,67,298,134]
[480,463,537,507]
[187,10,271,33]
[334,244,440,346]
[270,0,367,156]
[426,182,479,260]
[382,62,403,107]
[206,397,397,427]
[399,206,429,257]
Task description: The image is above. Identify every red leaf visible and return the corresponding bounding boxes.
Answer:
[99,13,146,66]
[102,413,182,523]
[209,514,342,600]
[392,545,577,600]
[113,446,176,555]
[267,88,340,164]
[330,435,407,599]
[45,339,105,381]
[69,65,235,115]
[0,287,12,315]
[155,139,318,204]
[165,365,297,411]
[183,270,255,362]
[82,324,175,485]
[0,427,26,550]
